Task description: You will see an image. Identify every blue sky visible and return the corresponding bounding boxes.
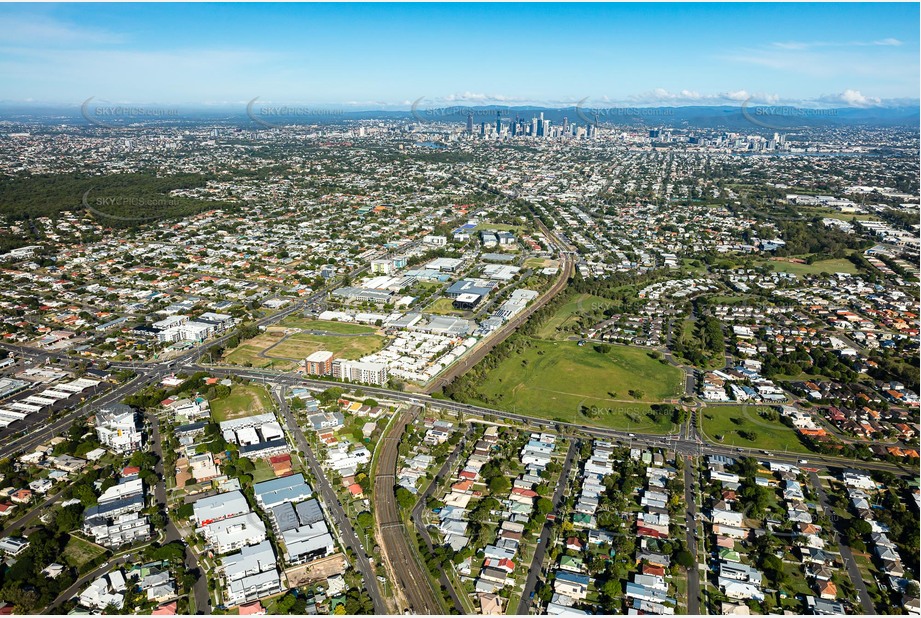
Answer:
[0,3,918,108]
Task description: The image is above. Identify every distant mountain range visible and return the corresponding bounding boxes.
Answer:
[0,102,917,130]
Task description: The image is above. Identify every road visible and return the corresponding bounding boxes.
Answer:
[409,428,472,614]
[204,365,917,479]
[48,555,131,611]
[373,407,443,614]
[808,471,875,614]
[516,438,579,615]
[0,371,157,460]
[272,385,386,614]
[148,412,211,615]
[424,217,574,394]
[683,455,701,615]
[1,485,68,537]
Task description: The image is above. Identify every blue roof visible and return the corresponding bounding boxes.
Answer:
[254,473,309,496]
[555,571,590,586]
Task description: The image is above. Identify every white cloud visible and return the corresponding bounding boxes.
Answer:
[819,89,882,107]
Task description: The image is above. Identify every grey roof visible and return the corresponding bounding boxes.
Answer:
[271,502,299,532]
[295,499,324,526]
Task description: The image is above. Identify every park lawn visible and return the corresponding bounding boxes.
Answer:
[699,405,814,454]
[63,534,107,568]
[223,328,288,368]
[764,258,859,277]
[210,383,274,422]
[799,207,880,222]
[223,343,278,369]
[279,316,379,334]
[474,223,520,232]
[471,339,682,433]
[536,293,614,340]
[523,257,556,269]
[266,331,386,361]
[423,297,470,316]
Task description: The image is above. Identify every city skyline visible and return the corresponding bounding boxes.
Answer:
[0,3,919,108]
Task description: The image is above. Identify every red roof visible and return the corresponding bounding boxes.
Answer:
[347,483,364,496]
[459,470,477,480]
[152,601,178,615]
[511,487,538,498]
[122,466,141,476]
[642,564,666,576]
[239,601,266,615]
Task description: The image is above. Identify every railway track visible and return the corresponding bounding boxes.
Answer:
[374,408,443,614]
[425,216,574,395]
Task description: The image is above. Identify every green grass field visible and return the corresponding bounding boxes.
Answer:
[763,258,859,277]
[424,297,470,316]
[699,405,813,454]
[211,383,275,422]
[63,535,107,568]
[475,223,520,232]
[224,323,387,369]
[267,331,386,361]
[280,316,379,334]
[471,339,683,433]
[251,458,281,483]
[536,293,614,340]
[523,257,555,269]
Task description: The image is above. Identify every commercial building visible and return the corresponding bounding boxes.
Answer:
[331,359,389,386]
[305,350,334,376]
[95,404,143,453]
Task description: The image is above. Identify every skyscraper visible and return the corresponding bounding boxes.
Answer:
[495,110,502,135]
[466,113,474,135]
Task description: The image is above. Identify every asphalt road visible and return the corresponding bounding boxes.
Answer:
[516,438,579,615]
[409,428,471,614]
[48,555,131,611]
[1,485,67,537]
[808,471,875,614]
[424,217,573,395]
[683,455,701,615]
[272,385,386,614]
[373,407,443,615]
[148,412,211,615]
[203,366,917,479]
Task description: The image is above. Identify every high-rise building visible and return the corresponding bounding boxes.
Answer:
[466,113,474,134]
[495,110,502,135]
[537,112,545,137]
[531,116,538,136]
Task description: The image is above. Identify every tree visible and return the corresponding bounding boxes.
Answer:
[488,476,511,495]
[535,497,553,517]
[395,487,416,510]
[357,511,374,530]
[674,549,694,569]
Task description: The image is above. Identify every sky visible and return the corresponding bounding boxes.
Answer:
[0,2,918,109]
